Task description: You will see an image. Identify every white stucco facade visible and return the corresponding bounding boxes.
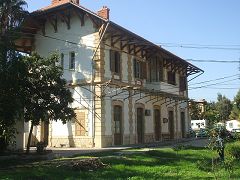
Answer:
[17,1,202,149]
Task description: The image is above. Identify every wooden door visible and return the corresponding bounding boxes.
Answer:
[168,110,174,139]
[137,108,144,143]
[181,112,185,138]
[114,105,122,145]
[154,109,161,141]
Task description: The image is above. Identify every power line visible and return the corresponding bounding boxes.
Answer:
[186,59,239,63]
[189,74,240,86]
[194,87,239,90]
[189,78,239,90]
[156,42,240,51]
[161,45,240,51]
[157,42,240,47]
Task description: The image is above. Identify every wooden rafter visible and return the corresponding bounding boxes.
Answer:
[35,19,46,35]
[86,13,99,28]
[135,45,148,55]
[74,9,85,26]
[48,15,58,33]
[111,35,122,47]
[58,11,71,29]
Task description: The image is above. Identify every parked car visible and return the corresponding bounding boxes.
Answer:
[231,128,240,133]
[188,127,196,137]
[230,129,240,138]
[225,130,234,140]
[195,128,208,138]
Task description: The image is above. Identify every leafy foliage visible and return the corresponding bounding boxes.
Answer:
[21,53,76,153]
[225,141,240,159]
[189,100,203,120]
[234,90,240,110]
[215,93,232,122]
[230,90,240,120]
[0,0,28,153]
[22,53,75,125]
[203,102,220,127]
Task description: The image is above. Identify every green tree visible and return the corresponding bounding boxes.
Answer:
[22,53,76,154]
[203,102,220,128]
[215,93,232,123]
[230,90,240,120]
[0,0,28,152]
[189,100,202,120]
[234,90,240,110]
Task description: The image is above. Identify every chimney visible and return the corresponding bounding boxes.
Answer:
[51,0,79,6]
[97,6,110,20]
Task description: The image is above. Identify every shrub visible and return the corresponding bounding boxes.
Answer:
[36,142,45,154]
[172,145,192,151]
[196,158,214,172]
[225,142,240,159]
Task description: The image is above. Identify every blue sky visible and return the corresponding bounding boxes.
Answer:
[25,0,240,102]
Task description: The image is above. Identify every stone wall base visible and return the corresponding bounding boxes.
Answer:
[144,133,154,143]
[51,136,93,148]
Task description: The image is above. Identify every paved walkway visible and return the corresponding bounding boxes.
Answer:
[46,138,209,159]
[0,138,209,161]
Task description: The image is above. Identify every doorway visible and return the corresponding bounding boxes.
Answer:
[154,109,161,141]
[137,107,144,143]
[168,110,174,139]
[114,105,122,145]
[181,112,186,138]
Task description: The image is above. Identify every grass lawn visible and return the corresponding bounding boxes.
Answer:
[0,146,240,180]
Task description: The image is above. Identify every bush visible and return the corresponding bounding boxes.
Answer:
[0,126,16,154]
[196,158,215,172]
[0,137,8,153]
[36,142,45,154]
[226,142,240,159]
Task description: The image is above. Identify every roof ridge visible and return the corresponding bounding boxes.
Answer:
[34,2,107,22]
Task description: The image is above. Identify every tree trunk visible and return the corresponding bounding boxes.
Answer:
[26,122,34,154]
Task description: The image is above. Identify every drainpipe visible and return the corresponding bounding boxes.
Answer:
[91,21,110,147]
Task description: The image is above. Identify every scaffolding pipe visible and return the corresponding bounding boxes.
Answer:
[91,21,110,147]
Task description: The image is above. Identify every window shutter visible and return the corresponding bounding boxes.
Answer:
[141,62,147,79]
[159,61,163,81]
[110,50,115,72]
[180,76,187,91]
[133,59,137,78]
[116,52,121,74]
[75,112,86,136]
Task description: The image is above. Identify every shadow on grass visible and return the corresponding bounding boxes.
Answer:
[1,147,239,179]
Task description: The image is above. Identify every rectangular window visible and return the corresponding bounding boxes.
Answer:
[69,52,75,70]
[134,59,147,79]
[75,112,86,136]
[149,57,163,82]
[229,123,233,128]
[167,71,176,85]
[110,50,121,74]
[60,53,64,68]
[134,59,141,78]
[179,76,187,91]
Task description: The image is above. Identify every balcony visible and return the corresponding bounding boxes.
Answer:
[144,81,187,97]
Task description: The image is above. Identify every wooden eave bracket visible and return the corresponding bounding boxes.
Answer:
[111,35,122,47]
[48,15,58,33]
[58,11,71,29]
[73,9,85,26]
[86,13,100,28]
